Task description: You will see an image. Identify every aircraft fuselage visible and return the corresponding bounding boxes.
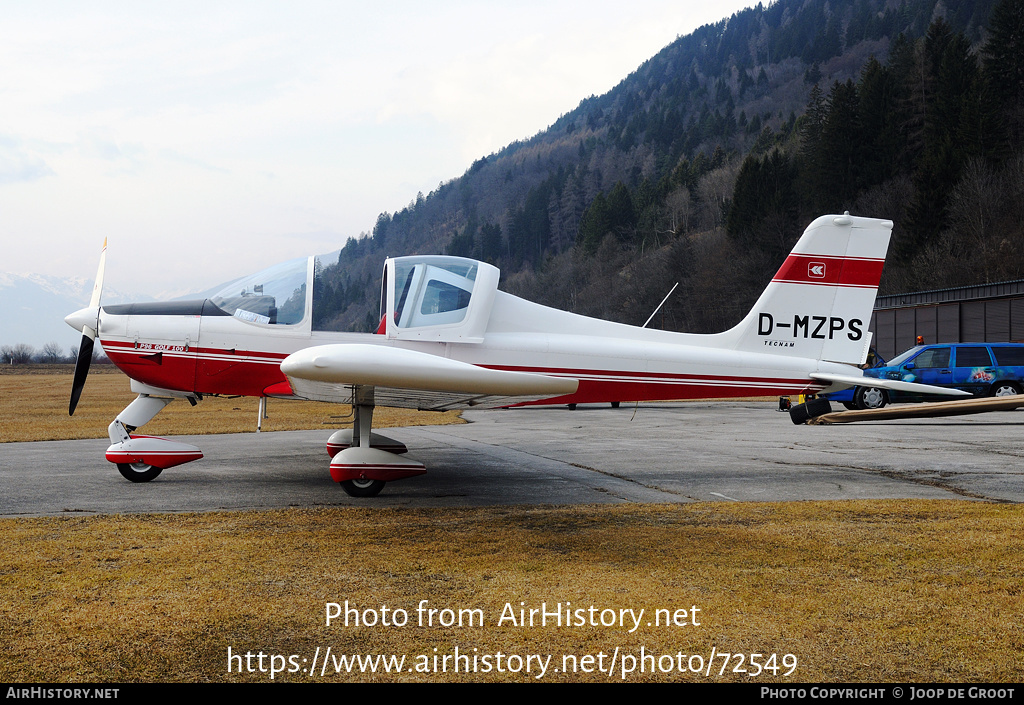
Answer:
[91,300,841,407]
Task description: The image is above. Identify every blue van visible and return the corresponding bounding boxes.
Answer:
[828,343,1024,409]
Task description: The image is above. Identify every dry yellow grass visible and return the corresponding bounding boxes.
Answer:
[2,369,1021,683]
[0,367,461,443]
[1,501,1021,683]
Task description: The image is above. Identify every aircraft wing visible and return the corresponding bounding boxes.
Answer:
[810,372,972,397]
[280,344,579,411]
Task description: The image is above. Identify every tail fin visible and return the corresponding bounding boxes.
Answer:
[728,213,892,365]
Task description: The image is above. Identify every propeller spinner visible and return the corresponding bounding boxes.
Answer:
[66,239,107,416]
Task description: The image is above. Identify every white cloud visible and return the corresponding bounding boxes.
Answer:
[0,137,55,184]
[0,0,753,295]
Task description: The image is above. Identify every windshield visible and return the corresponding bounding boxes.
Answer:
[211,256,308,325]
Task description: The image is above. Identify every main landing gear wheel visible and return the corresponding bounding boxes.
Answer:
[854,386,888,410]
[117,462,163,483]
[340,478,386,498]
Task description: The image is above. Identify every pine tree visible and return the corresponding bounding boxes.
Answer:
[905,19,982,255]
[857,57,901,189]
[982,0,1024,147]
[816,80,863,212]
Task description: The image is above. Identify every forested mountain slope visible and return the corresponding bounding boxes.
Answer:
[313,0,1023,336]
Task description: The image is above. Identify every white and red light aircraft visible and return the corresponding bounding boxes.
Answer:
[65,214,965,496]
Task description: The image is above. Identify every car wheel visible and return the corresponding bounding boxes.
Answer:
[854,386,888,410]
[991,382,1022,397]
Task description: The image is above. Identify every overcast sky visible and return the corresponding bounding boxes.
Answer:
[1,0,752,298]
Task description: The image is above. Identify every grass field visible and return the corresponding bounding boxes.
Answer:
[2,502,1021,683]
[0,365,462,443]
[1,368,1022,682]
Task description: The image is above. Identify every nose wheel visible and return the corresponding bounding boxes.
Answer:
[105,394,204,481]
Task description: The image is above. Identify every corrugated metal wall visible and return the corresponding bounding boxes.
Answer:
[869,284,1024,360]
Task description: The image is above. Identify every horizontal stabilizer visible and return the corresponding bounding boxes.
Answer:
[810,372,972,397]
[281,344,579,396]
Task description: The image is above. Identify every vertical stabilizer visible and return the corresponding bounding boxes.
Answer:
[727,214,892,365]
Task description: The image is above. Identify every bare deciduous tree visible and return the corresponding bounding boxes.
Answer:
[1,344,36,364]
[39,341,65,363]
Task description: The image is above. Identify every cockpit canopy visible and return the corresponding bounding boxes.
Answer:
[384,255,499,343]
[210,256,311,326]
[204,253,498,340]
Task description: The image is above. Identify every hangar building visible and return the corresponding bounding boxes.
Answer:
[870,279,1024,360]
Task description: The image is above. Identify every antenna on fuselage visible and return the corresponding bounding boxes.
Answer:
[642,282,679,328]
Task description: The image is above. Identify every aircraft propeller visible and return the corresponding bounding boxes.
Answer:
[67,239,107,416]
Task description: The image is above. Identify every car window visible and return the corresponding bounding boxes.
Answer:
[955,346,992,367]
[888,346,922,367]
[912,347,950,368]
[992,347,1024,366]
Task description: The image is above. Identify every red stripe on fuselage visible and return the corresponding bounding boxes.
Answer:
[102,340,289,396]
[772,254,884,288]
[482,365,823,405]
[102,340,823,403]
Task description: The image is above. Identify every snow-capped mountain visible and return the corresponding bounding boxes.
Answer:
[0,272,156,353]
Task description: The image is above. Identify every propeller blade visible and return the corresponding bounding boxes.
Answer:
[69,334,94,416]
[89,238,107,310]
[68,239,107,416]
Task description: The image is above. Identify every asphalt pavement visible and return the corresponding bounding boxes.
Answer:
[2,402,1022,517]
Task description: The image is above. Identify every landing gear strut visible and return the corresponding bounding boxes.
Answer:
[104,388,204,481]
[329,386,425,497]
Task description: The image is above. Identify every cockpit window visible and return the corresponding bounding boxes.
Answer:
[421,279,472,316]
[392,257,478,329]
[211,256,308,325]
